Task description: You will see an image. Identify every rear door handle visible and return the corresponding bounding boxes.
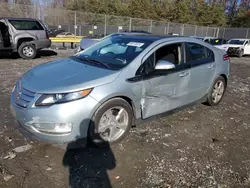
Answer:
[179,71,189,77]
[208,64,215,69]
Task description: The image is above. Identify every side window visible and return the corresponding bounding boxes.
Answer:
[223,40,227,44]
[9,20,44,30]
[136,43,183,75]
[186,43,214,63]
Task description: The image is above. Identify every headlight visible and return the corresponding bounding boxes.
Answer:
[35,88,92,106]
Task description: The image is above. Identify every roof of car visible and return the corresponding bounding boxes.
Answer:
[229,38,247,40]
[113,34,185,42]
[210,38,226,40]
[0,17,38,21]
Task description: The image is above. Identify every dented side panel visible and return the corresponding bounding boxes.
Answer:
[141,70,191,119]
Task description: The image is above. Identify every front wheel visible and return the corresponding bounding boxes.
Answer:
[88,98,133,147]
[18,42,37,59]
[206,76,226,106]
[238,50,243,58]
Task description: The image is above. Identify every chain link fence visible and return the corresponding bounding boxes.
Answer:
[0,2,249,40]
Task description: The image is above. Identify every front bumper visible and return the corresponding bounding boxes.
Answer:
[227,48,241,56]
[10,91,99,144]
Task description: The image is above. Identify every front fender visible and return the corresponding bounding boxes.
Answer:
[90,81,142,120]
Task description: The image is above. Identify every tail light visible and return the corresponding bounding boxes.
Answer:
[223,54,230,61]
[45,31,49,39]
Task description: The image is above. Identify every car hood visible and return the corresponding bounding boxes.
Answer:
[21,57,120,93]
[227,44,243,48]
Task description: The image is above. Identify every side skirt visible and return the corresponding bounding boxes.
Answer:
[134,95,208,126]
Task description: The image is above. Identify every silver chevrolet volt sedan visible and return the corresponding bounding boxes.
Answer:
[10,34,230,147]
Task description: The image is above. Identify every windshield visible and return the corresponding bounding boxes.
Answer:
[209,39,224,45]
[228,40,245,45]
[75,36,152,70]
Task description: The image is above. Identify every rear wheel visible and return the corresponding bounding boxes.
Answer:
[18,42,37,59]
[206,76,226,106]
[89,98,133,147]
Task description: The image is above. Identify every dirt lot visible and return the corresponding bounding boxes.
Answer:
[0,50,249,188]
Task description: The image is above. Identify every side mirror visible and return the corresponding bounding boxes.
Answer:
[155,60,176,70]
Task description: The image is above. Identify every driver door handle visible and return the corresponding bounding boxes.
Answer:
[179,71,189,77]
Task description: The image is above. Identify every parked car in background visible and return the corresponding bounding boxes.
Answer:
[56,32,75,38]
[10,35,230,147]
[47,28,66,37]
[203,37,217,43]
[227,39,250,57]
[205,38,228,51]
[0,17,51,59]
[190,37,230,52]
[75,31,151,53]
[190,36,217,43]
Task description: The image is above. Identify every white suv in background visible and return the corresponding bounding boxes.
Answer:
[227,39,250,58]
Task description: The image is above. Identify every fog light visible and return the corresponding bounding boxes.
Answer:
[30,123,72,134]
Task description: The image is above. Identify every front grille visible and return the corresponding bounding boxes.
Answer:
[14,82,36,108]
[228,47,238,53]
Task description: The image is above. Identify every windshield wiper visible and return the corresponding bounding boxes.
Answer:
[77,56,110,69]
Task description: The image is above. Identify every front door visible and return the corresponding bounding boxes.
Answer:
[139,42,191,119]
[244,40,250,55]
[185,42,216,102]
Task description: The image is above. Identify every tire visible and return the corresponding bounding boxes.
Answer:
[238,50,243,58]
[18,42,37,59]
[88,98,133,147]
[206,76,226,106]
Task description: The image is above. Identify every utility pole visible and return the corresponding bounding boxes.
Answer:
[74,11,77,36]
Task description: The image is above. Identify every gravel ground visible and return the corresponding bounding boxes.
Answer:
[0,50,249,188]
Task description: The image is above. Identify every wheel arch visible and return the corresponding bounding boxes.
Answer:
[220,74,228,86]
[91,95,137,125]
[17,37,35,49]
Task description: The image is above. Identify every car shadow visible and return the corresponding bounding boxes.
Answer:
[62,119,116,188]
[0,49,57,59]
[37,49,57,57]
[0,52,20,59]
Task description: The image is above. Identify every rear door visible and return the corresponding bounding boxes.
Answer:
[186,42,216,102]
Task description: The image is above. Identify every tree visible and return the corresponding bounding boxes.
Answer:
[127,0,158,19]
[231,7,250,27]
[168,0,194,24]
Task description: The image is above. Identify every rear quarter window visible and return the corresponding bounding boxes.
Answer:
[9,20,44,30]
